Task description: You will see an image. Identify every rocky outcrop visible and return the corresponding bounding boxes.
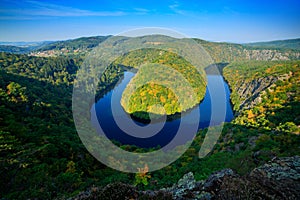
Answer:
[69,183,138,200]
[164,172,207,200]
[168,172,197,199]
[237,75,278,110]
[203,169,234,191]
[244,49,300,61]
[250,156,300,180]
[69,182,172,200]
[70,156,300,200]
[165,156,300,199]
[206,156,300,199]
[233,71,294,111]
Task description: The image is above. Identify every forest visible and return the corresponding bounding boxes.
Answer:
[0,39,300,199]
[244,38,300,50]
[117,49,206,120]
[223,60,300,134]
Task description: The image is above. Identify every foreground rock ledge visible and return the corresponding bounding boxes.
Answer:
[70,156,300,200]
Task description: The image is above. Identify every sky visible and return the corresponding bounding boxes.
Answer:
[0,0,299,43]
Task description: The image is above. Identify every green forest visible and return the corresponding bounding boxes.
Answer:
[223,60,300,134]
[117,49,206,120]
[0,38,300,199]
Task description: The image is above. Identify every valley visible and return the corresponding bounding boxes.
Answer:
[0,36,299,199]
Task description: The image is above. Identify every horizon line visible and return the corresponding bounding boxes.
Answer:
[0,34,299,45]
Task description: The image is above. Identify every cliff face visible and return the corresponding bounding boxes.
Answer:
[233,71,295,112]
[197,39,300,63]
[244,49,300,61]
[235,76,278,111]
[223,61,299,114]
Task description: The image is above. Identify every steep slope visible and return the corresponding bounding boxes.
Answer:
[223,60,300,133]
[195,39,300,62]
[0,52,79,85]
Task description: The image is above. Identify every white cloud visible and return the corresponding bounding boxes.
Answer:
[0,0,126,19]
[169,2,185,15]
[133,8,150,14]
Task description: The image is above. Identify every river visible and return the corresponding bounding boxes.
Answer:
[91,70,233,148]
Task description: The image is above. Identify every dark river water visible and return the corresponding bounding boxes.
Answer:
[91,71,233,148]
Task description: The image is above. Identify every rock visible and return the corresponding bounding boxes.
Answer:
[248,136,258,148]
[196,191,212,200]
[234,142,244,151]
[71,157,300,200]
[252,150,276,165]
[204,156,300,200]
[177,172,196,191]
[244,49,299,61]
[90,182,138,200]
[140,189,173,200]
[70,182,172,200]
[203,169,234,191]
[238,75,278,110]
[69,186,100,200]
[245,156,300,199]
[250,156,300,180]
[170,172,197,199]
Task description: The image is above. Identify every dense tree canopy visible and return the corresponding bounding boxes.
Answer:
[223,60,300,134]
[115,49,206,120]
[0,48,299,199]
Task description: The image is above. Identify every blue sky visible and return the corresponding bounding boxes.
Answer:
[0,0,299,42]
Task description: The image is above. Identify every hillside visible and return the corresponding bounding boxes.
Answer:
[1,36,300,62]
[223,60,300,133]
[0,52,79,85]
[118,49,206,120]
[29,36,110,57]
[30,37,300,61]
[0,41,52,54]
[244,38,300,50]
[38,36,110,51]
[0,37,300,199]
[194,39,300,62]
[0,45,32,54]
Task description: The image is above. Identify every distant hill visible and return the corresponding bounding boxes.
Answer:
[0,36,110,55]
[36,36,110,51]
[24,36,111,56]
[1,36,300,61]
[0,45,30,54]
[0,41,53,54]
[194,39,300,62]
[29,36,300,61]
[244,38,300,50]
